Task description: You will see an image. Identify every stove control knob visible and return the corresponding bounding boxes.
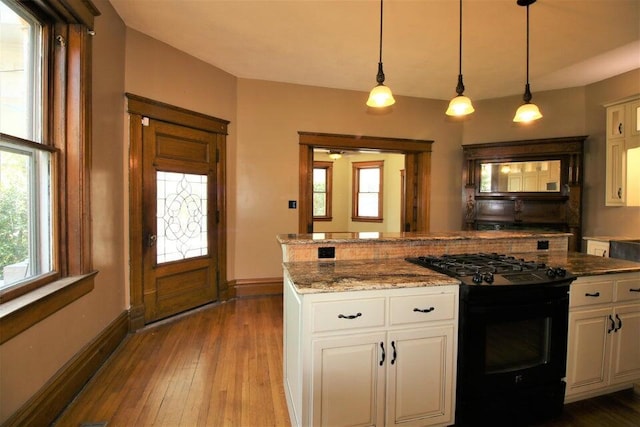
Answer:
[472,272,484,284]
[546,268,557,278]
[554,267,567,277]
[483,272,495,284]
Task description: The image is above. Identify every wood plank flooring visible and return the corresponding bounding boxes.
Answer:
[54,295,640,427]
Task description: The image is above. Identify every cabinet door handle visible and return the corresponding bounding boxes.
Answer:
[338,312,362,320]
[413,307,435,313]
[618,123,623,135]
[630,288,640,293]
[618,188,622,199]
[585,292,600,297]
[607,315,615,333]
[391,341,397,365]
[602,250,607,257]
[379,342,385,366]
[615,314,623,332]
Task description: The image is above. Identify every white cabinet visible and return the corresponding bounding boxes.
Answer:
[284,276,458,427]
[565,273,640,402]
[605,97,640,206]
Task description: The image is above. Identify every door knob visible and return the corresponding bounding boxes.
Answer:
[148,234,157,247]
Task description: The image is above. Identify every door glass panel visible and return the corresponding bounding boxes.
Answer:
[156,171,208,263]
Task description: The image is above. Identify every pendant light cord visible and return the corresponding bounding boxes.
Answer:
[526,3,530,85]
[458,0,462,76]
[378,0,384,64]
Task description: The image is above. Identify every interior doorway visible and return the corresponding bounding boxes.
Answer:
[298,132,433,234]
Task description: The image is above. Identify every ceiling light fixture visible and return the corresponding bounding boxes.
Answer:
[366,0,395,108]
[513,0,542,123]
[328,151,343,160]
[446,0,474,116]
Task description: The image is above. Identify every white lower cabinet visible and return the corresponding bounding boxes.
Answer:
[284,275,458,427]
[565,273,640,401]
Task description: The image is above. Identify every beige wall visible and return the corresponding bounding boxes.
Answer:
[0,0,127,421]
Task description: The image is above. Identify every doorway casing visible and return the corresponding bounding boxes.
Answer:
[298,132,433,234]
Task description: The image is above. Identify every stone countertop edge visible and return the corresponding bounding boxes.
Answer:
[276,230,572,245]
[283,252,640,294]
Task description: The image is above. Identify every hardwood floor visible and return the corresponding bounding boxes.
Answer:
[54,296,640,427]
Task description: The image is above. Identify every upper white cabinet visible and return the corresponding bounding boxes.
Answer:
[605,97,640,206]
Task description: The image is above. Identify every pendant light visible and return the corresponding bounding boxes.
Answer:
[513,0,542,123]
[366,0,395,108]
[446,0,474,116]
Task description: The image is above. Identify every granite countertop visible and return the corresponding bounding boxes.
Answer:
[277,230,571,245]
[284,252,640,294]
[283,258,460,294]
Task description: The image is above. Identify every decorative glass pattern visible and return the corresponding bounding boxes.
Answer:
[156,171,208,263]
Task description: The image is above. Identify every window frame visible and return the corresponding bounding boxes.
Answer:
[312,161,333,221]
[352,160,384,222]
[0,0,99,345]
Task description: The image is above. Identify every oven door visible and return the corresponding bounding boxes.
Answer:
[458,286,569,394]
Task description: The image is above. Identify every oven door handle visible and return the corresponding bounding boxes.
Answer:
[607,315,616,333]
[413,306,435,313]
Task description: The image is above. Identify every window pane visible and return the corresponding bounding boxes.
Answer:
[0,0,42,141]
[359,168,380,192]
[358,193,379,217]
[313,168,327,192]
[156,171,208,264]
[313,193,326,216]
[0,141,52,288]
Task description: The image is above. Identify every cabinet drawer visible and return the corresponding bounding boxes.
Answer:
[615,277,640,302]
[389,292,456,325]
[312,298,385,333]
[570,280,614,308]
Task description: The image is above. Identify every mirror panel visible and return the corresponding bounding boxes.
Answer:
[479,160,561,193]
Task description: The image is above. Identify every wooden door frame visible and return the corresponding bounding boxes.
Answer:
[126,93,229,330]
[298,132,433,234]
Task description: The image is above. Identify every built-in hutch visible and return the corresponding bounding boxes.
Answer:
[462,136,587,252]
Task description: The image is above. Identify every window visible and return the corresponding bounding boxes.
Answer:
[0,0,98,344]
[313,161,333,221]
[352,160,383,222]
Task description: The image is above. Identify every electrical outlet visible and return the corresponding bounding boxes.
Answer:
[318,247,335,259]
[537,240,549,250]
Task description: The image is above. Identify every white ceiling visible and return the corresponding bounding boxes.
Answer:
[107,0,640,101]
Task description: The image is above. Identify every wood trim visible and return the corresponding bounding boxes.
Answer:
[0,272,97,345]
[125,93,229,134]
[299,132,433,233]
[231,278,283,298]
[2,310,128,427]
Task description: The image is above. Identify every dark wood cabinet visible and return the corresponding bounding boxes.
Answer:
[462,136,587,252]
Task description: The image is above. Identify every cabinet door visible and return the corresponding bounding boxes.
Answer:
[610,304,640,385]
[629,99,640,139]
[312,333,386,427]
[566,308,612,396]
[607,104,626,139]
[605,138,626,206]
[386,326,455,427]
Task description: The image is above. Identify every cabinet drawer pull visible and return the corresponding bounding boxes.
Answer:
[585,292,600,297]
[630,288,640,293]
[338,312,362,320]
[413,306,435,313]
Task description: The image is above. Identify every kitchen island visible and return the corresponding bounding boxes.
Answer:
[279,231,640,427]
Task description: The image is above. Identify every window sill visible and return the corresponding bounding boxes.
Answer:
[0,271,97,345]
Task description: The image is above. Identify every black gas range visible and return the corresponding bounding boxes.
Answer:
[406,252,574,288]
[407,253,575,426]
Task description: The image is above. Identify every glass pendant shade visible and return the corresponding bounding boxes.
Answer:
[367,84,395,107]
[513,102,542,122]
[446,95,475,116]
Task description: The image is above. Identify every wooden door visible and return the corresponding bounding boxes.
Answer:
[142,118,219,323]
